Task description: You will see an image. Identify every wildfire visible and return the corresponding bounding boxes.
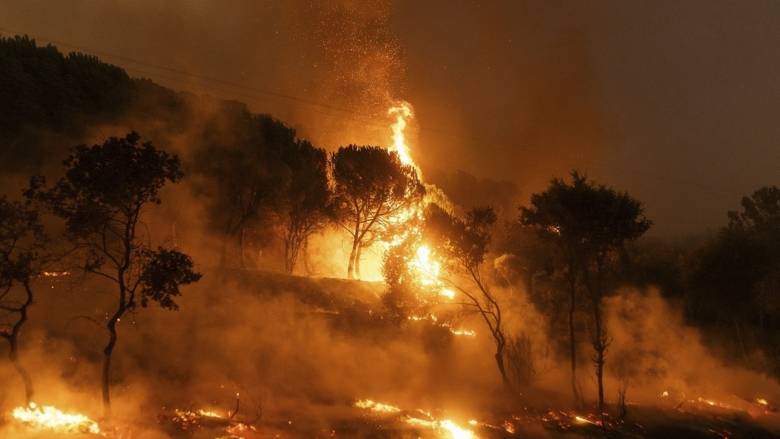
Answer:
[409,245,441,286]
[448,328,477,337]
[354,399,402,414]
[170,407,257,437]
[388,102,415,168]
[407,314,476,337]
[355,398,477,439]
[11,402,101,435]
[408,418,475,439]
[382,102,458,302]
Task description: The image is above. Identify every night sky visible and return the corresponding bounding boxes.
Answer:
[1,0,778,235]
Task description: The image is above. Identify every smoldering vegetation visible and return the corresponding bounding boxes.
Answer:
[0,36,779,439]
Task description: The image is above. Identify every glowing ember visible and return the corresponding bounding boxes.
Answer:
[756,398,769,406]
[355,398,477,439]
[407,314,476,337]
[170,406,258,439]
[197,408,223,418]
[448,328,476,337]
[11,402,101,435]
[40,271,70,277]
[574,415,597,425]
[354,399,401,413]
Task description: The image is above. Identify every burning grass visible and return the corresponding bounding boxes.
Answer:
[10,402,101,435]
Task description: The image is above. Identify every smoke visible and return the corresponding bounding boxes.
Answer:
[0,270,506,436]
[1,3,779,437]
[604,288,780,406]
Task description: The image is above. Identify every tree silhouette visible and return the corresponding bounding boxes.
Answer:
[332,145,423,279]
[0,36,134,172]
[0,197,44,404]
[522,172,650,412]
[690,185,780,365]
[577,176,649,414]
[424,204,512,389]
[276,140,332,274]
[192,112,292,268]
[29,132,201,416]
[520,172,593,404]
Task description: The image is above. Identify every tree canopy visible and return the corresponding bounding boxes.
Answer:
[332,145,424,278]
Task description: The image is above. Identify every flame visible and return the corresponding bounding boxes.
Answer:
[380,101,456,301]
[574,415,598,425]
[11,402,101,435]
[439,419,477,439]
[354,399,401,413]
[409,245,441,286]
[440,288,456,299]
[356,398,477,439]
[405,417,476,438]
[407,314,476,337]
[448,328,477,337]
[41,271,70,277]
[388,102,415,168]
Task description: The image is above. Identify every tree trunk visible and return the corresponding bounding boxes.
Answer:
[102,308,123,418]
[5,281,35,404]
[593,307,606,413]
[302,239,313,275]
[588,264,607,414]
[355,245,363,279]
[582,261,607,414]
[239,226,247,269]
[568,271,581,405]
[347,237,358,279]
[9,338,34,404]
[284,234,294,274]
[494,343,511,390]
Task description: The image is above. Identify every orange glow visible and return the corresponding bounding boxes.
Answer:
[354,399,402,413]
[355,398,477,438]
[378,101,456,301]
[388,102,415,168]
[11,402,101,435]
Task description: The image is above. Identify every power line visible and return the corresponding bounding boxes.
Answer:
[0,26,507,148]
[0,27,750,200]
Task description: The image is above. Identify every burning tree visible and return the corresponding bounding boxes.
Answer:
[29,132,202,416]
[332,145,424,279]
[522,172,650,412]
[0,197,44,404]
[423,204,513,388]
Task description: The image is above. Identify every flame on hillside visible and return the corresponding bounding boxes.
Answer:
[381,101,456,303]
[11,402,101,435]
[388,102,415,169]
[354,398,477,438]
